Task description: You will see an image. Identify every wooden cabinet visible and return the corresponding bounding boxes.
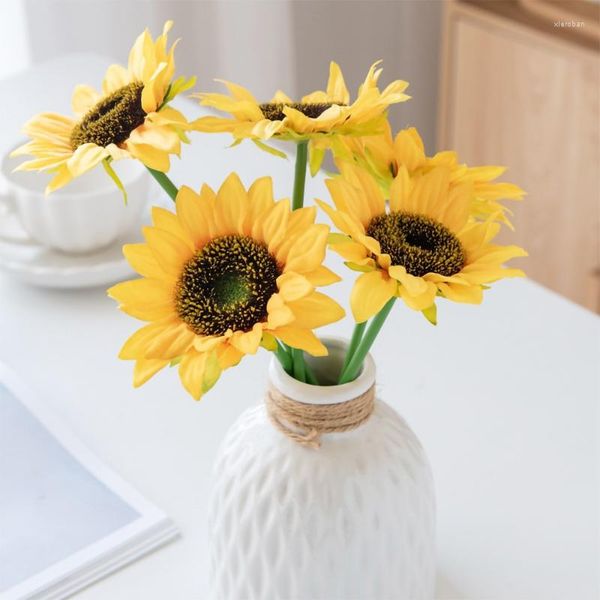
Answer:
[439,0,600,312]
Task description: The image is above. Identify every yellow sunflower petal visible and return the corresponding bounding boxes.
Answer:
[460,266,525,285]
[119,318,193,360]
[144,321,195,359]
[193,335,228,353]
[229,324,263,355]
[309,143,326,176]
[125,142,170,172]
[71,84,101,116]
[271,89,293,103]
[21,112,74,139]
[191,115,238,133]
[397,280,438,311]
[266,294,296,329]
[143,226,193,276]
[247,177,276,233]
[123,243,165,279]
[14,155,70,172]
[120,321,172,360]
[388,265,429,295]
[409,166,450,218]
[325,178,373,227]
[437,282,483,304]
[192,61,409,143]
[389,165,411,212]
[108,279,174,321]
[141,62,168,113]
[284,224,329,273]
[261,199,290,252]
[176,185,213,248]
[326,61,350,104]
[133,358,169,387]
[215,173,248,235]
[151,206,195,250]
[316,198,364,238]
[273,206,317,262]
[128,123,181,154]
[215,79,258,103]
[350,270,397,323]
[329,240,369,262]
[216,344,244,369]
[102,64,131,95]
[179,350,222,400]
[393,127,426,171]
[286,292,345,329]
[347,163,386,219]
[273,328,328,357]
[66,143,108,177]
[277,272,314,302]
[46,165,73,194]
[469,244,528,265]
[303,265,341,286]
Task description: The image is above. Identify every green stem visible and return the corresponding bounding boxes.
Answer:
[338,298,396,385]
[291,348,307,382]
[275,341,292,374]
[339,321,367,384]
[304,363,319,385]
[146,167,178,202]
[292,140,309,211]
[304,358,319,385]
[287,140,310,381]
[280,342,318,384]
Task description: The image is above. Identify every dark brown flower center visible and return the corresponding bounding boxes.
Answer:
[175,235,281,336]
[366,212,465,277]
[259,102,344,121]
[70,82,146,149]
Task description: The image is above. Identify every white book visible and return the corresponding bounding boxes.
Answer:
[0,363,178,600]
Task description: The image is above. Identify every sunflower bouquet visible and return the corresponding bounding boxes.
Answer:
[14,22,526,400]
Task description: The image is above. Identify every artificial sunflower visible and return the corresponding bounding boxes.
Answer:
[12,21,195,194]
[193,61,409,172]
[109,173,344,399]
[317,162,527,323]
[334,123,525,225]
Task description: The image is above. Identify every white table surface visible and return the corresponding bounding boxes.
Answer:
[0,55,599,600]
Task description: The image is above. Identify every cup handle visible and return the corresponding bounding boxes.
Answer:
[0,189,36,245]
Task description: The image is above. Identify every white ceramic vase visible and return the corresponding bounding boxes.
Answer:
[208,340,435,600]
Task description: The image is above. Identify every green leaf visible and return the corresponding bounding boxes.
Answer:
[228,138,243,149]
[201,351,222,394]
[162,75,197,106]
[275,341,293,373]
[102,159,127,204]
[169,357,182,367]
[176,129,190,144]
[252,139,288,159]
[260,332,278,351]
[344,261,373,273]
[309,144,325,176]
[327,232,350,245]
[422,303,437,326]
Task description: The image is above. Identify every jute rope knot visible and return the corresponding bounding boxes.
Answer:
[265,384,375,449]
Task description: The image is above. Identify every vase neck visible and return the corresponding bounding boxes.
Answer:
[268,338,376,406]
[265,381,376,448]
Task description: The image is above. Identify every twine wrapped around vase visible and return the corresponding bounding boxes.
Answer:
[265,384,375,449]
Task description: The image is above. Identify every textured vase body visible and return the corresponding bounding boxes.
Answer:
[208,343,435,600]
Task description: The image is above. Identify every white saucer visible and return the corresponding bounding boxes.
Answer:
[0,219,142,289]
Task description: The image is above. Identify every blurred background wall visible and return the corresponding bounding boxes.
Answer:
[3,0,442,150]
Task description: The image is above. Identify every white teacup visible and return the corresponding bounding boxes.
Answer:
[0,148,150,254]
